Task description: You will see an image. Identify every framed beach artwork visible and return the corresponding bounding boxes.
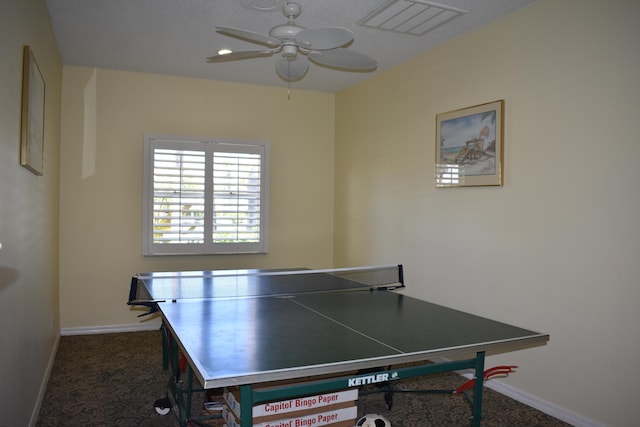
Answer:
[435,100,503,187]
[20,45,46,176]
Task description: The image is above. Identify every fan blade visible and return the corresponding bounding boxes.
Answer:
[275,56,309,82]
[216,26,281,48]
[295,27,353,50]
[206,49,275,63]
[309,49,377,72]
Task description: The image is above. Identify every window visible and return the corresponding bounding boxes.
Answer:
[143,134,269,255]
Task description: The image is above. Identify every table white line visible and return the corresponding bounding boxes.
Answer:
[287,297,405,355]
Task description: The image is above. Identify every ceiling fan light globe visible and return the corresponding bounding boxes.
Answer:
[276,56,309,82]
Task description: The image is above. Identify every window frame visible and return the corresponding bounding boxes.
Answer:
[142,134,269,256]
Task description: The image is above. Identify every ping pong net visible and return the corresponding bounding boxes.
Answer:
[128,264,404,316]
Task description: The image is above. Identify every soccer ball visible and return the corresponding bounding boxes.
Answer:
[355,413,391,427]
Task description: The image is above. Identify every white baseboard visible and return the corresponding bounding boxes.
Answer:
[61,321,162,336]
[448,366,602,427]
[29,334,60,427]
[482,378,603,427]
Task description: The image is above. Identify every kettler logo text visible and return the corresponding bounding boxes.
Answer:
[348,373,390,387]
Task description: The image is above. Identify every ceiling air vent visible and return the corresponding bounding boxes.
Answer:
[359,0,467,36]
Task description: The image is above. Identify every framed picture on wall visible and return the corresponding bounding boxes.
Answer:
[435,100,503,187]
[20,45,46,176]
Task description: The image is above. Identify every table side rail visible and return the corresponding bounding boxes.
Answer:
[201,333,549,389]
[247,357,481,405]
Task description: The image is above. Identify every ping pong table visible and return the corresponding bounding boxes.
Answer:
[127,264,548,427]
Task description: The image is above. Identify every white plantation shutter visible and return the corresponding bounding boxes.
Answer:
[143,135,269,255]
[212,152,262,243]
[152,148,206,244]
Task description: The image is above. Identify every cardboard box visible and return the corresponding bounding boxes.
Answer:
[222,373,359,426]
[222,403,357,427]
[224,387,358,420]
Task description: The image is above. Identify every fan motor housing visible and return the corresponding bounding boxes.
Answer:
[269,24,304,40]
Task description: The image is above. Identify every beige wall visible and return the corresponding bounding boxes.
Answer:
[58,68,335,330]
[335,0,639,425]
[13,0,636,425]
[0,0,62,425]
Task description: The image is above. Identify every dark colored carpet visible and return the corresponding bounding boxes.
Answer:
[37,331,570,426]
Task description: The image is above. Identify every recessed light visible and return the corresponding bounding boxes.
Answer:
[217,49,233,55]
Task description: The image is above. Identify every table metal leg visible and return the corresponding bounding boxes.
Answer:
[185,367,194,422]
[471,351,486,427]
[240,384,253,427]
[161,323,169,371]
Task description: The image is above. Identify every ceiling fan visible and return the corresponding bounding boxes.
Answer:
[206,2,378,82]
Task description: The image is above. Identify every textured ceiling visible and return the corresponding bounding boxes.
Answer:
[45,0,537,93]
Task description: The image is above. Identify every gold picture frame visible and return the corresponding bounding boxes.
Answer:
[435,100,504,187]
[20,45,46,175]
